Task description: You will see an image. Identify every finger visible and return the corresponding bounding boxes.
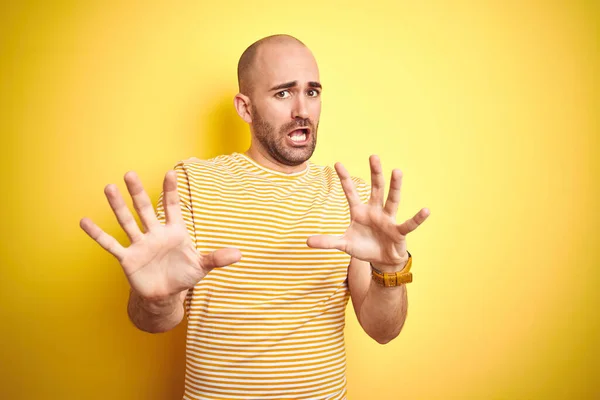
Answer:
[124,171,160,232]
[306,235,347,252]
[163,170,183,225]
[369,155,385,207]
[202,248,242,271]
[397,208,431,235]
[104,184,143,243]
[383,169,403,217]
[80,217,126,260]
[334,162,362,208]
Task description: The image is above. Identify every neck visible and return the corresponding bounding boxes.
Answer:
[245,145,308,174]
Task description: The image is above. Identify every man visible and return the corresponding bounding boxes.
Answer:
[80,34,429,400]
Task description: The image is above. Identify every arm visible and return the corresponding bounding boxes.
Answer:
[126,163,194,333]
[348,257,408,344]
[80,167,241,334]
[127,289,188,334]
[307,155,429,344]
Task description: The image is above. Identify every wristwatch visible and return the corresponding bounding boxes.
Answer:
[371,251,413,287]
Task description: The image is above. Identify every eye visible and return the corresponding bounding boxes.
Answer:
[275,90,291,99]
[307,89,320,98]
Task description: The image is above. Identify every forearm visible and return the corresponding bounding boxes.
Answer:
[358,280,408,344]
[127,289,185,333]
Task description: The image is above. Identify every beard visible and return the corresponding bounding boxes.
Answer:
[251,108,318,167]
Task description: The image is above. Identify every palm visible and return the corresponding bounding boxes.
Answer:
[120,223,202,298]
[307,156,429,269]
[80,170,241,299]
[340,207,407,266]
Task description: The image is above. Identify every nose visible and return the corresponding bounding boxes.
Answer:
[292,95,309,120]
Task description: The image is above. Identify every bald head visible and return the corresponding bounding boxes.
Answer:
[237,34,308,95]
[233,34,322,170]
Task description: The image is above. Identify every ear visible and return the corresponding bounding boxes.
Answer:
[234,93,252,124]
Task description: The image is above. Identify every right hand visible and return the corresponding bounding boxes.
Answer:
[80,170,242,300]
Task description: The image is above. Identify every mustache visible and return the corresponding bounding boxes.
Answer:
[280,118,315,132]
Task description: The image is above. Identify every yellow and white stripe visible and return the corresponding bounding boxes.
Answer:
[157,152,370,400]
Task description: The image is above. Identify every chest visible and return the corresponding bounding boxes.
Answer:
[188,172,351,252]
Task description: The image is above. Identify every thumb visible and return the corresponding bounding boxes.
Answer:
[306,235,346,251]
[202,248,242,271]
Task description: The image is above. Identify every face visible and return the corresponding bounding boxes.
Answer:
[251,101,319,167]
[245,42,322,166]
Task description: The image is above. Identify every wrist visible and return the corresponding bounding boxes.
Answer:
[371,252,410,273]
[128,290,185,333]
[135,291,182,315]
[370,251,413,287]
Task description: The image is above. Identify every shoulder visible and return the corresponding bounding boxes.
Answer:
[310,163,371,203]
[173,154,236,176]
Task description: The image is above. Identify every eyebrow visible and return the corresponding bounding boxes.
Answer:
[269,81,323,91]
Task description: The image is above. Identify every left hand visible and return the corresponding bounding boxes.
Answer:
[307,155,430,271]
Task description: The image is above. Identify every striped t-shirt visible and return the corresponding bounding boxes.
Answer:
[156,152,370,400]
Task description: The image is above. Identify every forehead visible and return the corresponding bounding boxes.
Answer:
[253,43,320,89]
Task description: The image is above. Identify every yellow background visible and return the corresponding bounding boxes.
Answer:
[1,1,598,399]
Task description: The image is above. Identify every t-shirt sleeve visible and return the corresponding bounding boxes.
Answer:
[155,161,197,315]
[155,161,196,238]
[351,176,371,204]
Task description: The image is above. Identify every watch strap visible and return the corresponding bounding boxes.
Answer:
[371,251,413,287]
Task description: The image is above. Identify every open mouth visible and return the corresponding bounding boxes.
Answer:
[287,128,310,145]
